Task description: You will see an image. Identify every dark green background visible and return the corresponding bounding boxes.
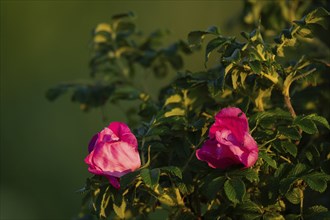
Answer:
[0,1,242,219]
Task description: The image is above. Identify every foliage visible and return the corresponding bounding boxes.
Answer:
[48,4,330,220]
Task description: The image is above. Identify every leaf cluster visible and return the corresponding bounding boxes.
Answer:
[49,7,330,220]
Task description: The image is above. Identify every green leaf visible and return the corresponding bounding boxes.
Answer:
[303,172,329,193]
[46,84,71,101]
[188,26,220,47]
[224,178,246,204]
[321,160,330,174]
[249,60,262,74]
[140,168,160,188]
[259,151,277,168]
[228,168,259,183]
[243,169,259,183]
[140,169,152,186]
[294,116,318,134]
[111,11,135,20]
[160,166,183,179]
[202,176,226,199]
[278,126,301,141]
[237,200,263,214]
[223,48,241,63]
[149,125,170,136]
[304,205,329,220]
[120,170,140,188]
[288,163,307,177]
[254,108,292,123]
[304,7,330,29]
[207,74,225,97]
[285,214,301,220]
[285,187,301,204]
[150,168,160,186]
[115,21,135,36]
[176,181,189,195]
[306,114,330,130]
[263,213,285,220]
[306,151,313,161]
[281,141,297,157]
[187,31,206,46]
[206,25,220,35]
[205,37,227,65]
[279,177,298,194]
[112,86,141,100]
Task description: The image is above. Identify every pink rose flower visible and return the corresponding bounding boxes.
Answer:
[196,107,258,169]
[85,122,141,189]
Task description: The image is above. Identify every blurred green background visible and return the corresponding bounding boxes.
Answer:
[0,1,242,219]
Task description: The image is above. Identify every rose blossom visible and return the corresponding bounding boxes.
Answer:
[85,122,141,188]
[196,107,258,169]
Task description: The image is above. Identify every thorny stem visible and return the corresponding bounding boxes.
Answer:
[182,138,206,172]
[283,68,316,120]
[284,95,297,118]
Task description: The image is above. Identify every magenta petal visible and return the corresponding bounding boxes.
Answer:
[84,150,104,175]
[196,140,240,169]
[210,107,248,143]
[88,133,99,153]
[106,176,120,189]
[98,127,119,143]
[92,141,141,178]
[215,130,240,146]
[108,122,138,148]
[240,133,259,168]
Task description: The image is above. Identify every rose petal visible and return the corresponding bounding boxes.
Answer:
[210,107,248,143]
[196,139,240,169]
[215,130,258,168]
[215,130,240,147]
[98,127,119,144]
[84,150,104,175]
[240,133,258,168]
[108,122,138,148]
[92,141,141,178]
[88,133,99,153]
[106,176,120,189]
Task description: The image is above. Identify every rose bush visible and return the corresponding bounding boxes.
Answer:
[84,122,141,189]
[196,107,258,169]
[47,4,330,219]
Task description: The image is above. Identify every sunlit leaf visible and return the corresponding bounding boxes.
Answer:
[285,187,301,204]
[164,108,185,117]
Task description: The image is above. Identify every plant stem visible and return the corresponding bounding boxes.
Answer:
[140,117,156,165]
[284,94,297,118]
[182,138,206,172]
[299,188,304,219]
[182,148,197,172]
[141,137,146,165]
